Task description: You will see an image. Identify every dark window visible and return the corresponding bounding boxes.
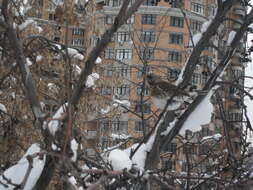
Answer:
[100,120,109,131]
[117,32,131,42]
[101,86,112,95]
[168,68,180,80]
[119,66,131,77]
[112,121,128,134]
[114,85,130,95]
[135,102,151,114]
[182,162,194,172]
[100,137,109,149]
[199,144,209,155]
[104,65,114,77]
[116,49,132,60]
[49,13,56,20]
[142,14,156,24]
[54,36,60,42]
[229,112,242,122]
[170,16,184,28]
[143,0,158,6]
[183,144,196,154]
[169,33,183,44]
[137,86,150,96]
[165,160,176,170]
[140,31,156,42]
[137,66,151,78]
[104,48,115,59]
[163,143,177,153]
[171,0,184,8]
[201,128,212,137]
[140,48,155,60]
[168,51,182,62]
[190,20,202,32]
[190,73,201,85]
[134,120,149,132]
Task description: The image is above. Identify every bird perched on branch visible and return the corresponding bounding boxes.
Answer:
[146,73,190,109]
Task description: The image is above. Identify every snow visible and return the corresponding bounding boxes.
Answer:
[95,57,102,64]
[0,103,7,112]
[190,33,202,47]
[161,119,177,136]
[0,144,45,190]
[67,48,84,60]
[111,133,129,140]
[36,55,43,62]
[18,19,35,30]
[26,58,33,66]
[100,106,111,114]
[86,73,99,88]
[201,20,212,33]
[113,99,131,107]
[124,144,147,170]
[74,65,82,74]
[227,31,236,46]
[108,149,132,170]
[180,86,218,135]
[201,133,222,142]
[44,103,68,135]
[71,139,79,162]
[153,98,182,110]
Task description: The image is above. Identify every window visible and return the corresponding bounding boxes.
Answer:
[101,86,112,95]
[168,51,182,62]
[199,144,209,155]
[105,0,122,7]
[49,13,56,20]
[116,49,132,60]
[140,48,154,60]
[105,15,114,24]
[100,136,109,149]
[190,73,201,85]
[232,69,243,79]
[170,16,184,28]
[168,68,181,80]
[143,0,158,6]
[71,39,84,46]
[117,32,131,42]
[182,162,194,172]
[104,48,115,59]
[229,112,242,122]
[165,160,176,170]
[183,144,196,154]
[112,120,128,134]
[201,128,211,137]
[100,120,110,131]
[119,66,131,77]
[163,143,177,153]
[87,130,97,139]
[72,28,84,35]
[190,20,202,32]
[169,33,183,44]
[185,130,193,140]
[104,65,114,77]
[142,14,156,25]
[137,66,151,78]
[134,120,149,132]
[135,102,151,114]
[171,0,184,8]
[114,85,130,95]
[86,148,96,156]
[140,31,156,42]
[191,2,204,15]
[137,86,150,96]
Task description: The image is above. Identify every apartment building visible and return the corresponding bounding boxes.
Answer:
[31,0,246,183]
